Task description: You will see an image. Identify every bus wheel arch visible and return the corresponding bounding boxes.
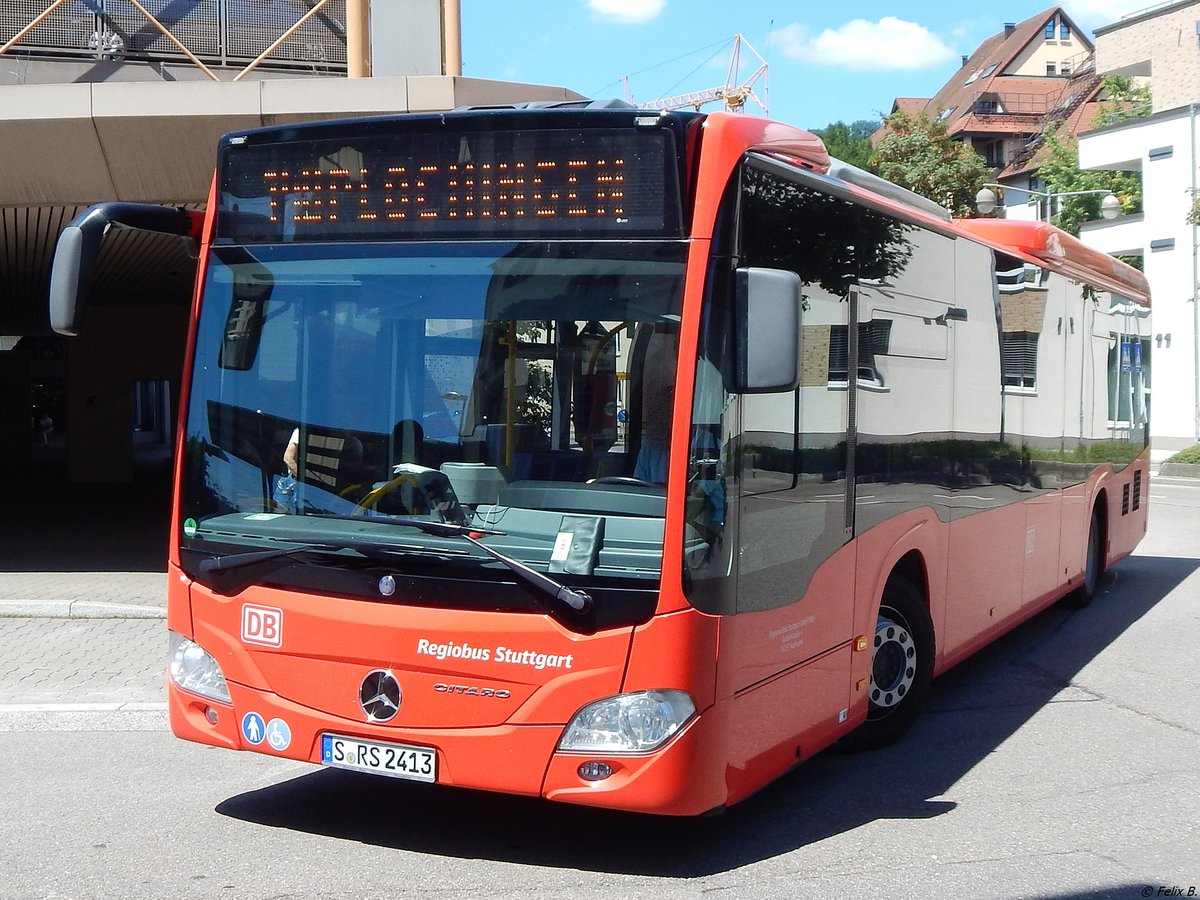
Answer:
[842,556,935,752]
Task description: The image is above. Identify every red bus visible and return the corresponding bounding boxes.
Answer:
[50,105,1151,815]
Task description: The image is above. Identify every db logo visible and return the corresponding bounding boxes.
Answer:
[241,604,283,648]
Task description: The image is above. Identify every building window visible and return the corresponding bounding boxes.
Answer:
[976,98,1000,114]
[1060,21,1070,40]
[984,140,1005,168]
[1045,20,1055,40]
[1061,59,1072,75]
[1046,62,1057,76]
[828,320,893,386]
[1002,332,1039,389]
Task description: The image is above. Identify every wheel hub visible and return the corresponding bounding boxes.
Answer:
[870,613,917,710]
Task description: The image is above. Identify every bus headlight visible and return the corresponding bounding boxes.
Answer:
[558,690,696,753]
[168,632,231,704]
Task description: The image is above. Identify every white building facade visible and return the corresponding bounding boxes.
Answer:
[1078,1,1200,450]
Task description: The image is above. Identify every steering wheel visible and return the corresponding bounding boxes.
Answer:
[353,472,422,515]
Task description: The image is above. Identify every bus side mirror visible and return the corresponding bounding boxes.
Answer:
[49,203,201,336]
[734,267,803,393]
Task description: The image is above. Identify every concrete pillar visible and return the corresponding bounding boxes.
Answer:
[347,0,372,77]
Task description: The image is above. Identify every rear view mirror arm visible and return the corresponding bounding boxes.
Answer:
[50,202,204,336]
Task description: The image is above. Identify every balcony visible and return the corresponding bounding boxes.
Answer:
[0,0,347,74]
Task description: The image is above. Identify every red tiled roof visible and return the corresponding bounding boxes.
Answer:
[923,7,1092,139]
[892,98,928,114]
[996,92,1103,178]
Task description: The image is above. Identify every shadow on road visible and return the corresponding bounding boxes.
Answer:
[216,552,1197,876]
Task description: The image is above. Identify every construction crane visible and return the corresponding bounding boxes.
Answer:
[638,34,768,115]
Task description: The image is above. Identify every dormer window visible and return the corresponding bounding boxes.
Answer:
[1045,15,1071,41]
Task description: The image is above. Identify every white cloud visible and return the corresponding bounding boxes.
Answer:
[770,17,957,71]
[585,0,666,25]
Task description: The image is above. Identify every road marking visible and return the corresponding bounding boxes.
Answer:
[0,702,168,713]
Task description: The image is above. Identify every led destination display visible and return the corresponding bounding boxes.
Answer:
[218,124,682,242]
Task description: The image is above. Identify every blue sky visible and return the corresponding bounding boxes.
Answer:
[461,1,1150,130]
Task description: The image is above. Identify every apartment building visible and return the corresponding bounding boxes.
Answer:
[878,7,1102,219]
[1078,1,1200,448]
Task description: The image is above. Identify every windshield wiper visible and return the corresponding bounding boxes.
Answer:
[198,516,593,615]
[194,537,448,597]
[458,532,593,614]
[197,538,429,576]
[367,516,594,615]
[305,514,594,614]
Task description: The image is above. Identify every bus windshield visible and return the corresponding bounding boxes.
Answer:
[179,239,688,606]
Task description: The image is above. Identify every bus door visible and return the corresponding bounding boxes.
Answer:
[691,160,860,777]
[997,255,1065,609]
[943,244,1024,652]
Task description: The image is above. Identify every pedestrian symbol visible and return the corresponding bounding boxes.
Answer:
[266,717,292,752]
[241,712,266,746]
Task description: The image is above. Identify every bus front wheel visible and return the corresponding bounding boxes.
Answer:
[841,576,934,752]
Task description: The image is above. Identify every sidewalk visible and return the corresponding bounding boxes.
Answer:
[0,572,167,619]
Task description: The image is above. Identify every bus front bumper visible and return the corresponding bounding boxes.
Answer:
[168,680,727,816]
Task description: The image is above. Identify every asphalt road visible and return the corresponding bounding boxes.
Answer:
[1,479,1198,900]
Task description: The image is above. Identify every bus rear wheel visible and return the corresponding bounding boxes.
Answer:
[841,576,934,752]
[1063,506,1104,609]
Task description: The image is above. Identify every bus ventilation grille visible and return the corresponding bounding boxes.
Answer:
[1132,471,1142,511]
[1122,484,1131,516]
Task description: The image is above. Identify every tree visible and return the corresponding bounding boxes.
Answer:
[1092,75,1152,128]
[1037,124,1141,236]
[810,119,879,169]
[870,111,991,216]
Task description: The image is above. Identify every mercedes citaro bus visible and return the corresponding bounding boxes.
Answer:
[49,103,1150,815]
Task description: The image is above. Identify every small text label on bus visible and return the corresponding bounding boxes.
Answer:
[416,638,574,671]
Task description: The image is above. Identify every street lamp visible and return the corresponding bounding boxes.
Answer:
[975,183,1121,220]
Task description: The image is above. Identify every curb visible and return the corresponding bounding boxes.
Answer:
[1158,462,1200,478]
[0,600,166,619]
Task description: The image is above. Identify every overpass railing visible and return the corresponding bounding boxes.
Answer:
[0,0,347,76]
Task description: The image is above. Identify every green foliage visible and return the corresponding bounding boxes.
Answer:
[1165,444,1200,464]
[1093,76,1152,128]
[741,165,913,297]
[1187,189,1200,227]
[870,111,992,216]
[810,119,880,169]
[1037,125,1141,236]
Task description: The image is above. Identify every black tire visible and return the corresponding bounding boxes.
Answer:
[840,576,935,752]
[1062,506,1104,609]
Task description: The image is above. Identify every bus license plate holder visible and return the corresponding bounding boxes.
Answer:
[320,733,437,783]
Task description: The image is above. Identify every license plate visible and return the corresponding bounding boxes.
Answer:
[320,734,437,783]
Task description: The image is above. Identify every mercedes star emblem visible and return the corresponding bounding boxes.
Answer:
[359,669,402,722]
